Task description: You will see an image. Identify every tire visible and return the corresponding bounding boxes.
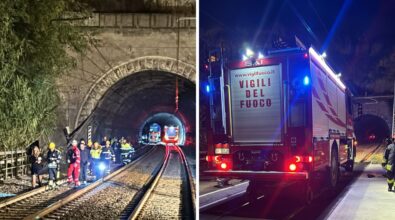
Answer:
[329,147,340,189]
[345,145,356,172]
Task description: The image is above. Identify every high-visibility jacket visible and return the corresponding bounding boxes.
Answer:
[121,143,132,150]
[90,149,101,159]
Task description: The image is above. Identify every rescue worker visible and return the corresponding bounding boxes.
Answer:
[67,140,81,187]
[79,138,86,149]
[101,136,108,146]
[90,142,102,179]
[79,142,90,184]
[120,139,134,164]
[47,142,61,190]
[111,138,121,163]
[101,140,115,174]
[383,138,395,191]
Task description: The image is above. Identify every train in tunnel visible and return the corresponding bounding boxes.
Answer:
[163,125,179,144]
[148,123,162,144]
[146,123,180,145]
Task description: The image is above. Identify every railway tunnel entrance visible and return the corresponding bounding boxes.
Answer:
[354,114,391,144]
[72,65,195,146]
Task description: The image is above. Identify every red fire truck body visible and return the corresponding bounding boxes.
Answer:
[205,47,356,197]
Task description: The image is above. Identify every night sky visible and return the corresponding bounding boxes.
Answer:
[200,0,395,96]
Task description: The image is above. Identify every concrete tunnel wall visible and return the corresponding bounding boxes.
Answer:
[50,12,195,148]
[70,70,195,145]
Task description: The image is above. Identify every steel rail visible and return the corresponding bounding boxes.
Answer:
[127,145,171,220]
[23,146,157,220]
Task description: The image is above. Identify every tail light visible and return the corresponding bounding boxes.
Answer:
[220,162,228,170]
[214,155,222,163]
[292,155,313,163]
[289,163,297,171]
[210,154,232,170]
[288,155,313,172]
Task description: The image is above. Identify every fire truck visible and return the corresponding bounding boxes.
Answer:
[205,47,356,203]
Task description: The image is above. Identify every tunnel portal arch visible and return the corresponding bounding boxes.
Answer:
[354,114,391,144]
[75,56,196,128]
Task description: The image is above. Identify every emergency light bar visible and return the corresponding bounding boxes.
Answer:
[309,47,346,90]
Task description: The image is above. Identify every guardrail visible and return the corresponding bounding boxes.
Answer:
[0,150,29,180]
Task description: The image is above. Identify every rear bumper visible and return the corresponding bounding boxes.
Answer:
[204,170,309,181]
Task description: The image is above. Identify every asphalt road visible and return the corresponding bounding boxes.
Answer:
[200,144,385,220]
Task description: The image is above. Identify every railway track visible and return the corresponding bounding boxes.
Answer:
[0,181,73,220]
[0,145,153,220]
[14,144,194,220]
[128,145,195,220]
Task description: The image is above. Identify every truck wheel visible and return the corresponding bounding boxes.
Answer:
[345,144,355,172]
[329,148,340,189]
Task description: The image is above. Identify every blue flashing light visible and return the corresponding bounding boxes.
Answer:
[303,75,310,86]
[206,84,210,93]
[242,54,248,61]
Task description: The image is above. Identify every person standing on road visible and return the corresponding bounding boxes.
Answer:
[383,138,395,191]
[46,142,61,190]
[79,141,90,184]
[30,145,44,188]
[67,140,81,187]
